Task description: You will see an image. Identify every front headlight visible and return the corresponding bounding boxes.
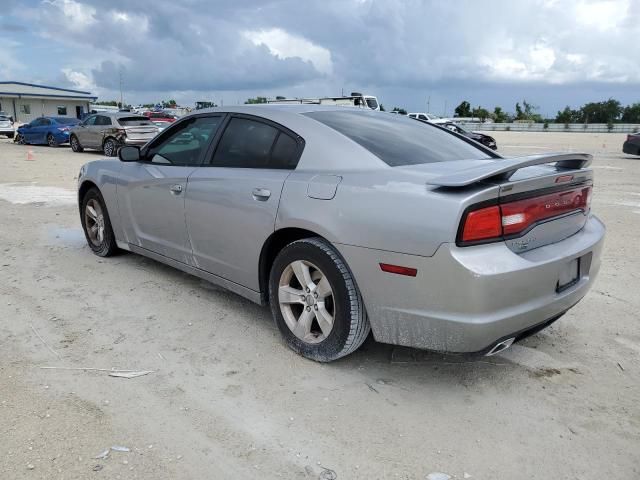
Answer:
[79,164,86,178]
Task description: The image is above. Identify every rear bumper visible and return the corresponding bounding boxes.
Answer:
[0,127,14,135]
[123,137,152,146]
[336,214,605,353]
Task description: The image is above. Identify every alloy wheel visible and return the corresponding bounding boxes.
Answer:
[47,134,56,147]
[278,260,335,344]
[104,140,115,156]
[84,199,105,247]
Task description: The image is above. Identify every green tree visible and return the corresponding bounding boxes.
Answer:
[454,101,471,117]
[621,103,640,123]
[472,106,490,122]
[492,106,508,123]
[555,106,579,124]
[578,99,622,123]
[94,100,119,106]
[245,96,267,104]
[515,100,542,122]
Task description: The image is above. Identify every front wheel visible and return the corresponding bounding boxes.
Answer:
[103,138,118,157]
[70,135,83,152]
[15,133,26,144]
[80,187,118,257]
[269,237,370,362]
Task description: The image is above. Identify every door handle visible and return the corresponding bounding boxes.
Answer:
[170,184,183,194]
[252,188,271,201]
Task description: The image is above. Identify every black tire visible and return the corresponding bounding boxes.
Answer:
[70,135,83,152]
[269,237,370,362]
[16,133,25,145]
[7,133,14,139]
[80,187,118,257]
[47,133,57,147]
[103,138,118,157]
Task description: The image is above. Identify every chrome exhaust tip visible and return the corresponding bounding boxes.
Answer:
[486,337,515,356]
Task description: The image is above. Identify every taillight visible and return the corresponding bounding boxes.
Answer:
[461,205,502,242]
[458,185,592,246]
[57,127,69,132]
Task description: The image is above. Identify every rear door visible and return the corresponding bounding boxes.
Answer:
[185,114,303,290]
[93,115,112,147]
[117,114,224,263]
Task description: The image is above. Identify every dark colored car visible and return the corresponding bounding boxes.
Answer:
[441,122,497,150]
[69,113,159,156]
[16,117,80,146]
[622,133,640,156]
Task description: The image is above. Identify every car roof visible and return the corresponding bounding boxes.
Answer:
[96,112,148,118]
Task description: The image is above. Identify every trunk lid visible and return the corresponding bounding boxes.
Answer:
[124,126,158,141]
[415,153,594,253]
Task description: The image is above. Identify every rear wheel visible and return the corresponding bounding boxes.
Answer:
[7,133,13,139]
[80,188,118,257]
[47,133,57,147]
[103,138,118,157]
[269,237,370,362]
[70,135,83,152]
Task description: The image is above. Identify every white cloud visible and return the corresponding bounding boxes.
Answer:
[574,0,629,31]
[43,0,96,31]
[243,28,333,75]
[61,69,95,91]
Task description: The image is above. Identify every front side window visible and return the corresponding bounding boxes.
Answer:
[20,104,31,114]
[303,110,492,166]
[211,117,279,168]
[83,115,97,126]
[57,106,67,115]
[146,115,222,166]
[96,116,112,126]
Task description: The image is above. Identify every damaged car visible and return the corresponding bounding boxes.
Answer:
[70,113,159,156]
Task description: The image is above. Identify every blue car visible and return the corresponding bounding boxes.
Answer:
[16,116,81,147]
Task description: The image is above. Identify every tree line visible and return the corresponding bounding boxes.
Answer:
[452,98,640,124]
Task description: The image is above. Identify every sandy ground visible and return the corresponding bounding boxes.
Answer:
[0,133,638,480]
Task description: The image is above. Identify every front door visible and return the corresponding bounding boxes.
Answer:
[186,115,302,290]
[117,115,224,263]
[75,115,96,146]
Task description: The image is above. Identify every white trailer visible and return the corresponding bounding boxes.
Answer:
[268,92,379,111]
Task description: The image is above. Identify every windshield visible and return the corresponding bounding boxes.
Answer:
[365,97,378,110]
[304,110,491,166]
[118,117,154,126]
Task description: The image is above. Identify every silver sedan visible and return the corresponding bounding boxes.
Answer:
[77,105,605,361]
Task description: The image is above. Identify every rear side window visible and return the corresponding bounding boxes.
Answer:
[211,117,279,168]
[118,117,153,126]
[270,133,299,169]
[304,110,491,166]
[96,116,112,126]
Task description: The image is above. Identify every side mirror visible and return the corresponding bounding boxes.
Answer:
[119,146,141,162]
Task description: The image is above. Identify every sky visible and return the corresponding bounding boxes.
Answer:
[0,0,638,117]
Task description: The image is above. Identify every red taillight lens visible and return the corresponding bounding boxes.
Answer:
[459,185,592,245]
[461,205,502,242]
[379,263,418,277]
[500,186,591,236]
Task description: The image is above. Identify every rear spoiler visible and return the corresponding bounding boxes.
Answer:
[426,153,592,188]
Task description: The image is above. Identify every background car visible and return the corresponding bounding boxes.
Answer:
[151,118,173,131]
[0,114,14,138]
[69,113,159,156]
[143,111,177,122]
[77,105,603,362]
[622,132,640,156]
[15,116,80,146]
[408,112,441,121]
[440,121,497,149]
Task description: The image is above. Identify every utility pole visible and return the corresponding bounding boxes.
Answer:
[119,68,124,108]
[427,96,430,114]
[443,100,447,118]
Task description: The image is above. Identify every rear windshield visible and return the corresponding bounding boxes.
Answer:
[118,117,153,126]
[303,110,491,166]
[54,117,79,125]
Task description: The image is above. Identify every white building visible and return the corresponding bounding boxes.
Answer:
[0,81,97,124]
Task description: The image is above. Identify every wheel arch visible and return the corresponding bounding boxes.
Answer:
[78,180,100,213]
[259,227,335,304]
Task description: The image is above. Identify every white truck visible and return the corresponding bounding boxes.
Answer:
[267,92,379,111]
